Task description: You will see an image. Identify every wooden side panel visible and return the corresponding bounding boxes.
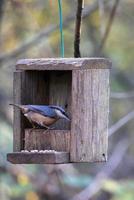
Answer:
[70,69,109,162]
[24,129,70,152]
[49,71,71,130]
[13,71,22,151]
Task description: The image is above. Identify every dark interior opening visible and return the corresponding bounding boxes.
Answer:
[21,70,72,132]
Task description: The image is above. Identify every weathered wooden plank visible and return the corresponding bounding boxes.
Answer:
[7,152,69,164]
[24,129,70,152]
[70,69,109,162]
[13,71,22,151]
[16,58,111,70]
[49,71,71,129]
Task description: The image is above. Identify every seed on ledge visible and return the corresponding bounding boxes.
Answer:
[21,150,29,153]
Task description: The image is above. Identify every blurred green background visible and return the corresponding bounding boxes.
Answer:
[0,0,134,200]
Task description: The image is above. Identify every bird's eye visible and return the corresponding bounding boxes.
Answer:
[65,104,68,109]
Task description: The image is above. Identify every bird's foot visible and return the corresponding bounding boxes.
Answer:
[29,127,36,133]
[42,126,55,134]
[48,126,55,130]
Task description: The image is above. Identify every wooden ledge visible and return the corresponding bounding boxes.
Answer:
[16,58,111,70]
[7,151,70,164]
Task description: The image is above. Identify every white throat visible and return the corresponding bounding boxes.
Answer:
[55,109,64,119]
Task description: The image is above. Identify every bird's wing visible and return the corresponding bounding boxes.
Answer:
[27,105,56,118]
[49,105,65,113]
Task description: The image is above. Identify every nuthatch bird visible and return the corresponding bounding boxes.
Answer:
[10,104,70,129]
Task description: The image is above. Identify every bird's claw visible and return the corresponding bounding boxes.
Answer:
[42,126,55,134]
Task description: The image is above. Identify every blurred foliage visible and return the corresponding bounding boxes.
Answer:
[0,0,134,200]
[103,179,134,200]
[62,174,92,188]
[0,121,12,164]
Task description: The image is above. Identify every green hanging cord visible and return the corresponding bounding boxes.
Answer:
[58,0,64,57]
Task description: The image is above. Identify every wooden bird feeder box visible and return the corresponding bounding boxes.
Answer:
[7,58,111,164]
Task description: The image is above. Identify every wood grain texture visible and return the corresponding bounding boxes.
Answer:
[21,71,49,105]
[16,58,111,70]
[24,129,70,152]
[13,71,22,151]
[7,152,69,164]
[70,69,109,162]
[49,71,71,129]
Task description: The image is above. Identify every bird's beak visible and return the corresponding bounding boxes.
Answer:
[9,103,21,109]
[9,103,28,114]
[63,114,71,121]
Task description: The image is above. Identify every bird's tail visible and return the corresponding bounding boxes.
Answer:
[9,103,22,109]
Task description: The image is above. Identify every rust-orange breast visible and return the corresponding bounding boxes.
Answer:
[25,111,58,126]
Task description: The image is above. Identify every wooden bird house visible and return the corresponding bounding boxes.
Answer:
[7,58,111,164]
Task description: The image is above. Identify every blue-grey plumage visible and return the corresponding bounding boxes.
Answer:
[10,104,70,129]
